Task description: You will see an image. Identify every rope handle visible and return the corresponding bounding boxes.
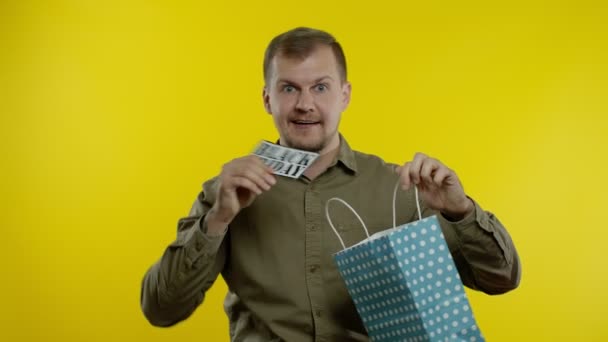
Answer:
[326,181,421,250]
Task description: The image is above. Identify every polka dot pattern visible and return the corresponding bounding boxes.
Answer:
[334,216,485,341]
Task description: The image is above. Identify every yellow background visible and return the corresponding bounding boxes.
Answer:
[1,0,607,341]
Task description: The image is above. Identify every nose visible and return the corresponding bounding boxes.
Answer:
[295,89,314,113]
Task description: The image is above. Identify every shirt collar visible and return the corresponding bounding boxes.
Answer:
[334,134,358,174]
[273,134,358,174]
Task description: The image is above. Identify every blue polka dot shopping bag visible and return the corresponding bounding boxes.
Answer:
[326,186,485,342]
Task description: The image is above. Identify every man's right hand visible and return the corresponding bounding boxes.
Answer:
[205,156,276,235]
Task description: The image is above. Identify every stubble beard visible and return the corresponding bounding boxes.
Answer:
[281,134,326,153]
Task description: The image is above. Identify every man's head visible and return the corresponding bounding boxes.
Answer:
[263,27,351,154]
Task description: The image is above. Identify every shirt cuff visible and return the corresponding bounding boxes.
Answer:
[439,197,477,227]
[441,197,498,233]
[172,215,227,269]
[441,198,512,264]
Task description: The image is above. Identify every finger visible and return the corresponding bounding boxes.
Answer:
[252,160,277,186]
[420,158,440,186]
[234,156,276,186]
[238,167,275,191]
[432,166,451,186]
[250,156,278,184]
[219,157,274,203]
[399,162,412,190]
[409,152,427,185]
[238,158,278,190]
[230,176,264,196]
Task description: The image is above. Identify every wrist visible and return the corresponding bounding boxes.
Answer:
[441,197,474,222]
[204,206,232,236]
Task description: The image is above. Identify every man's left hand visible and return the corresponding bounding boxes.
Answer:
[396,152,474,221]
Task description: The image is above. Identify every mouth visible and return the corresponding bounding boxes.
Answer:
[291,119,321,126]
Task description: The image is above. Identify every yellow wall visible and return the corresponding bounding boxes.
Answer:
[1,1,607,341]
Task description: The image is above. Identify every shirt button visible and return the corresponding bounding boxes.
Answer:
[309,265,319,273]
[315,309,322,318]
[309,225,316,231]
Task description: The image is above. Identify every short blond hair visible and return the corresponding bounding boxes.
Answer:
[263,27,347,84]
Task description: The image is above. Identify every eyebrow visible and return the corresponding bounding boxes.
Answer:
[277,76,334,86]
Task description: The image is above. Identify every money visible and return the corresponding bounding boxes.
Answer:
[252,141,319,178]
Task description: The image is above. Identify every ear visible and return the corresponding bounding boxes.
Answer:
[263,86,272,114]
[341,82,352,110]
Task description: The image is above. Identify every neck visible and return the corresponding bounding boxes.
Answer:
[316,134,340,155]
[303,143,340,181]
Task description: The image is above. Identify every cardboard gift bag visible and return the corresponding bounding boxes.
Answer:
[326,186,485,342]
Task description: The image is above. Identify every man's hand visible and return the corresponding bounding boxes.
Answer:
[396,153,473,221]
[206,156,276,235]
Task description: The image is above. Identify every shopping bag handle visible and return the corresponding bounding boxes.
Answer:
[326,180,422,250]
[325,198,370,250]
[392,181,422,229]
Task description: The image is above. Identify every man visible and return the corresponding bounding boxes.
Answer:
[141,27,521,341]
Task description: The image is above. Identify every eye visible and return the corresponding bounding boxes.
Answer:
[282,85,297,93]
[314,84,328,92]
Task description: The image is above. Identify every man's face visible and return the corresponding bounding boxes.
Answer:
[263,45,351,154]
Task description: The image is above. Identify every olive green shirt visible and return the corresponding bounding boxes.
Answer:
[141,137,521,341]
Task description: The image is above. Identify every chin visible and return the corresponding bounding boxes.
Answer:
[293,143,324,153]
[284,137,325,153]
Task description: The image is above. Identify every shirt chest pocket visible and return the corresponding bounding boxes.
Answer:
[326,217,390,250]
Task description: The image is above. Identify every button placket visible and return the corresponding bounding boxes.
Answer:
[304,182,326,339]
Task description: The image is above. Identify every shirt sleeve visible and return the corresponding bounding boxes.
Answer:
[424,198,521,295]
[140,178,228,327]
